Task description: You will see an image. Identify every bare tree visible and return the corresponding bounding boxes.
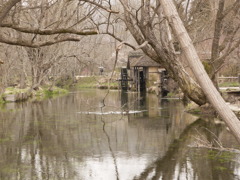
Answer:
[210,0,240,86]
[160,0,240,143]
[0,0,239,108]
[0,0,115,47]
[111,0,206,105]
[176,0,240,86]
[0,0,119,90]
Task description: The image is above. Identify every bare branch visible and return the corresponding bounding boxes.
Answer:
[134,40,149,50]
[219,24,240,52]
[215,38,240,68]
[222,1,240,18]
[80,0,119,14]
[1,23,98,36]
[110,40,148,81]
[104,32,135,49]
[66,55,90,66]
[0,36,82,48]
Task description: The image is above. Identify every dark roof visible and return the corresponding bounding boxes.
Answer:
[128,55,161,67]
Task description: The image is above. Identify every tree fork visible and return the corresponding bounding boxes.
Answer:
[161,0,240,143]
[121,3,206,105]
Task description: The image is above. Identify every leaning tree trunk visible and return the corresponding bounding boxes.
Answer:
[161,0,240,143]
[0,0,21,25]
[122,5,206,105]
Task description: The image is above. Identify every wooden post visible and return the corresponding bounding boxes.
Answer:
[121,68,128,91]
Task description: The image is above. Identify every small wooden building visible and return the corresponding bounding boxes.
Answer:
[127,51,166,93]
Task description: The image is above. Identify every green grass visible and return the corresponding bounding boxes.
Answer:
[76,76,119,89]
[76,76,98,88]
[0,95,5,104]
[0,86,68,105]
[1,87,30,103]
[219,82,239,87]
[35,86,68,98]
[4,87,30,95]
[186,108,202,116]
[99,82,119,89]
[55,78,75,89]
[166,92,174,97]
[0,137,12,143]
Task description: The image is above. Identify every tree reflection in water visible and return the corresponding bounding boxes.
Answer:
[134,119,240,180]
[0,89,239,180]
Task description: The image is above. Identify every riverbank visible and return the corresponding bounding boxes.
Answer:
[186,88,240,118]
[0,76,116,104]
[0,88,239,179]
[75,76,119,89]
[0,86,68,103]
[75,77,240,118]
[1,76,239,119]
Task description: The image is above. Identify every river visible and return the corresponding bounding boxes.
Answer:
[0,89,239,180]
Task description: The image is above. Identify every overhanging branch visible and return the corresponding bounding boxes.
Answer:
[1,24,98,36]
[80,0,119,14]
[0,36,82,48]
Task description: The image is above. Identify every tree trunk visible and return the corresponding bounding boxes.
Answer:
[122,5,206,105]
[20,70,26,89]
[19,58,26,89]
[161,0,240,143]
[210,0,225,89]
[32,66,39,89]
[0,66,5,94]
[0,0,21,24]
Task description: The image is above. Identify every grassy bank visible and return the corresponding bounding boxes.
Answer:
[1,86,69,103]
[34,86,69,98]
[0,95,5,104]
[4,87,30,95]
[219,82,239,87]
[76,76,98,88]
[76,76,119,89]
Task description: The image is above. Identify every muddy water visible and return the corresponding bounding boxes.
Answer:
[0,89,239,180]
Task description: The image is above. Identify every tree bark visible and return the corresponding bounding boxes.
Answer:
[161,0,240,143]
[0,0,21,25]
[121,2,206,105]
[0,0,21,95]
[210,0,225,88]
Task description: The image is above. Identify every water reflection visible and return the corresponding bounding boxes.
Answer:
[0,89,239,180]
[134,119,240,180]
[120,91,128,111]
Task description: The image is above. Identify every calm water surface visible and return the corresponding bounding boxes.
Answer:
[0,89,240,180]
